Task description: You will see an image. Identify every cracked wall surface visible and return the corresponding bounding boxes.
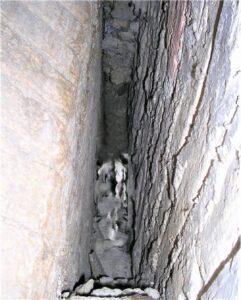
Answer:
[1,1,101,299]
[100,1,140,157]
[129,1,241,299]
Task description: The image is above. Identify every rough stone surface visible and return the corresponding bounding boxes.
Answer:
[2,1,241,299]
[70,296,152,300]
[1,1,101,299]
[91,287,122,297]
[64,279,159,300]
[101,1,140,157]
[144,288,160,300]
[75,279,95,296]
[90,158,132,280]
[129,1,241,299]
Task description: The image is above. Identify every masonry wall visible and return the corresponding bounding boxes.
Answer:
[129,1,241,299]
[1,1,101,299]
[100,1,139,157]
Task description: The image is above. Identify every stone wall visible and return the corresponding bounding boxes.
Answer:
[1,1,101,299]
[129,1,241,299]
[101,1,140,157]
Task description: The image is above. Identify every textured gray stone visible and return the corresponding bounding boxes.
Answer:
[2,1,241,299]
[199,243,241,300]
[110,68,131,85]
[112,19,129,30]
[96,247,132,279]
[130,22,139,34]
[70,296,153,300]
[122,288,146,296]
[97,196,121,217]
[99,276,114,285]
[91,287,122,297]
[67,281,159,299]
[62,291,71,298]
[90,159,132,280]
[98,276,130,287]
[118,31,135,42]
[101,1,138,156]
[75,279,95,296]
[129,0,241,299]
[111,2,135,21]
[144,288,160,300]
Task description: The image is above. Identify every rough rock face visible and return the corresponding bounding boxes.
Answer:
[129,1,241,299]
[2,1,241,299]
[90,158,132,280]
[101,1,140,157]
[1,1,101,299]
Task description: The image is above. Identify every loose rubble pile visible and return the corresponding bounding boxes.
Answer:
[61,278,160,299]
[60,155,160,299]
[89,154,133,279]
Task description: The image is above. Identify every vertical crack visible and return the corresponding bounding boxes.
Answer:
[196,236,241,300]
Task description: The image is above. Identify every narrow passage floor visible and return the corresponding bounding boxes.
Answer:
[60,155,160,299]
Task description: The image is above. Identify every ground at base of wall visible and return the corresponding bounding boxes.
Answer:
[67,297,155,300]
[61,279,160,300]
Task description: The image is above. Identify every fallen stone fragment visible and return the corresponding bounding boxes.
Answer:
[97,195,121,216]
[75,279,94,295]
[97,161,114,182]
[68,284,158,300]
[95,247,132,278]
[91,287,122,297]
[112,19,129,30]
[122,288,146,295]
[96,216,114,240]
[124,296,154,300]
[70,296,153,300]
[61,291,70,298]
[144,288,160,300]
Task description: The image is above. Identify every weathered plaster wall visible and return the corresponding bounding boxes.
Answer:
[1,1,101,299]
[129,1,241,299]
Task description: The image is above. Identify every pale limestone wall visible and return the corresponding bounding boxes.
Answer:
[129,1,241,299]
[1,1,101,299]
